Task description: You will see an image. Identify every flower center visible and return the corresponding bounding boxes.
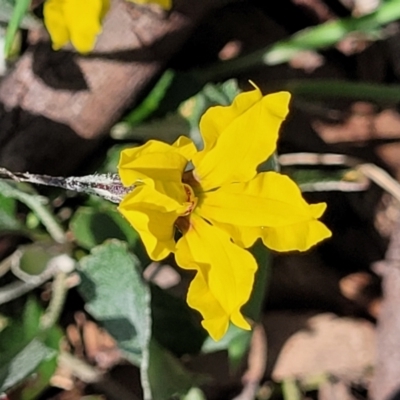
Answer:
[175,216,190,233]
[182,170,200,188]
[182,184,197,216]
[175,183,197,234]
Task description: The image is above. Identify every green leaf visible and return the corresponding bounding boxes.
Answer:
[179,79,240,148]
[78,241,152,398]
[110,79,241,146]
[111,113,190,144]
[4,0,30,57]
[285,80,400,103]
[111,69,175,139]
[0,298,58,393]
[0,192,15,215]
[145,340,200,400]
[124,69,175,127]
[231,240,271,369]
[191,0,400,80]
[18,326,63,400]
[70,206,139,250]
[201,80,240,106]
[78,239,151,374]
[202,324,249,354]
[263,1,400,66]
[227,330,252,371]
[0,193,22,232]
[0,339,55,392]
[0,0,40,28]
[181,387,207,400]
[77,241,201,400]
[0,297,41,357]
[151,285,206,356]
[99,144,133,174]
[243,240,271,321]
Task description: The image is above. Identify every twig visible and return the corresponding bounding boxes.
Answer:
[278,152,369,192]
[0,180,66,244]
[0,254,75,305]
[0,167,129,204]
[0,250,16,278]
[279,153,400,197]
[357,163,400,202]
[40,271,69,331]
[278,152,357,166]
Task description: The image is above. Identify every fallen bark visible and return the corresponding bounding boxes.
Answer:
[370,216,400,400]
[0,0,215,175]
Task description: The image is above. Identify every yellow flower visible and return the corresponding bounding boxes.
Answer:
[118,85,331,341]
[128,0,172,9]
[43,0,110,53]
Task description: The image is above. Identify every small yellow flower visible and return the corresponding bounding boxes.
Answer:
[43,0,110,53]
[128,0,172,9]
[118,85,331,341]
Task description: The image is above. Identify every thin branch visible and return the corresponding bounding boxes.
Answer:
[40,271,69,331]
[357,163,400,202]
[0,249,16,278]
[0,254,75,305]
[0,180,66,244]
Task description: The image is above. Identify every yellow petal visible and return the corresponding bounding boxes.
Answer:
[156,0,172,9]
[175,228,230,340]
[175,214,257,340]
[100,0,111,20]
[206,221,260,248]
[197,83,266,155]
[199,172,327,227]
[172,136,197,161]
[261,220,332,252]
[186,269,231,341]
[198,171,331,251]
[128,0,172,10]
[63,0,106,53]
[43,0,70,50]
[193,87,290,190]
[119,182,188,260]
[118,140,188,187]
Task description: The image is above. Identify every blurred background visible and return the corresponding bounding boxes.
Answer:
[1,0,400,399]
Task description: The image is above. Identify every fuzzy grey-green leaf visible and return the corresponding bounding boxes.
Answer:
[0,339,55,392]
[78,240,151,366]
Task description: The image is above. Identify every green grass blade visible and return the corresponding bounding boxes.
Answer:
[4,0,30,57]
